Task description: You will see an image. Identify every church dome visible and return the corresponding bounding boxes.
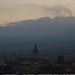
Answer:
[32,44,39,57]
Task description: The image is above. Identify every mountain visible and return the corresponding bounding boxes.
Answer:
[0,17,75,42]
[0,17,75,60]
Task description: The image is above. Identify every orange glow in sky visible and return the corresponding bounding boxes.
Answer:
[0,0,75,26]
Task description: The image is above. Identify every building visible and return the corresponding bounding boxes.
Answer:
[32,44,40,58]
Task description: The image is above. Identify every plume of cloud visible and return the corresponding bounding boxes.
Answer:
[43,5,72,17]
[0,4,73,26]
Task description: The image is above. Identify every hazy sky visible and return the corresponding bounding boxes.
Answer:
[0,0,75,26]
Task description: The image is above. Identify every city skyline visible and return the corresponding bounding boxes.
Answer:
[0,0,75,61]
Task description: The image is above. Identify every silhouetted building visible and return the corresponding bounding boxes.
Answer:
[12,52,17,62]
[4,56,7,63]
[57,55,64,64]
[32,44,40,58]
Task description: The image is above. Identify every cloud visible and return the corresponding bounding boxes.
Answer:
[43,5,72,17]
[0,0,73,26]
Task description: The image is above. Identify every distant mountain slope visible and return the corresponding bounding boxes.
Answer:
[0,17,75,60]
[0,17,75,41]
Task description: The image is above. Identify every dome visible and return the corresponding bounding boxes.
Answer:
[32,44,39,57]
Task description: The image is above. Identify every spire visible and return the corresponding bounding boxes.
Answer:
[57,55,64,64]
[12,52,17,62]
[4,56,7,63]
[32,44,39,57]
[34,44,37,49]
[57,43,65,64]
[59,42,64,56]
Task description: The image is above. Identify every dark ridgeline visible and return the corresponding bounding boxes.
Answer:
[0,17,75,60]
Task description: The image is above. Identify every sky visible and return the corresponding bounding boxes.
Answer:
[0,0,75,26]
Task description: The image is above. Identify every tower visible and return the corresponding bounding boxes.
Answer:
[57,55,64,64]
[12,52,17,62]
[57,43,65,64]
[4,56,7,63]
[32,44,40,57]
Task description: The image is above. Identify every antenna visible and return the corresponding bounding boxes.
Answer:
[59,42,64,56]
[58,42,65,63]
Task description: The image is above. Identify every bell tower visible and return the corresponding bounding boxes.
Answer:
[57,43,64,64]
[32,44,40,58]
